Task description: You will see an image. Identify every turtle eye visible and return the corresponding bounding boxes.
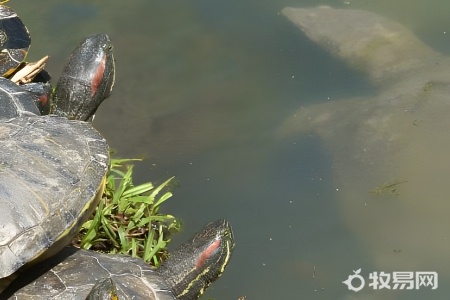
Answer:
[104,43,113,51]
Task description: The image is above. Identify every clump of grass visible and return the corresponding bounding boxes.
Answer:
[74,158,181,266]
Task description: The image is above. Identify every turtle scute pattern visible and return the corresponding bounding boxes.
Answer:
[8,247,175,300]
[0,115,108,279]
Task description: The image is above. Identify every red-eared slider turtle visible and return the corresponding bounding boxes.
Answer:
[0,7,234,299]
[0,4,50,84]
[0,33,114,293]
[5,219,234,300]
[0,5,31,77]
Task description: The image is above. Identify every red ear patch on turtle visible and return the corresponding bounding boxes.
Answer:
[38,94,48,106]
[91,54,106,97]
[196,238,221,268]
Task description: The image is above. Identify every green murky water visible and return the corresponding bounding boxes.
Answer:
[11,0,450,299]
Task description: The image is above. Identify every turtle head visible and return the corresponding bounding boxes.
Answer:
[53,33,115,121]
[158,219,235,300]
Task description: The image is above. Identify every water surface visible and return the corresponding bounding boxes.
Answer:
[13,0,450,299]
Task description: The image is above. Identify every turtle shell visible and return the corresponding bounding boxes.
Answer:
[0,77,40,117]
[0,6,30,76]
[0,79,109,285]
[6,247,177,300]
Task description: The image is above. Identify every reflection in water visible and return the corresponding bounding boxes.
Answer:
[280,5,450,299]
[11,0,450,299]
